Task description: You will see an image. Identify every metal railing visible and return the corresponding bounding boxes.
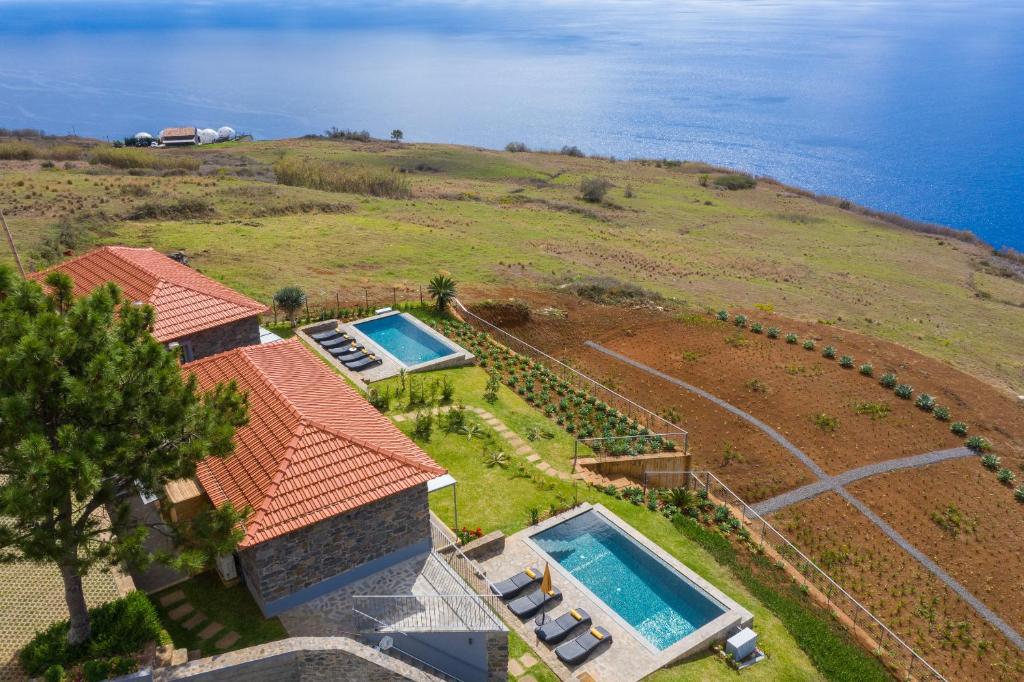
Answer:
[650,469,946,681]
[454,299,689,453]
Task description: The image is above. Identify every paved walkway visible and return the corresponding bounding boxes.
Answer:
[752,446,975,515]
[158,590,241,651]
[392,406,574,481]
[587,340,1024,652]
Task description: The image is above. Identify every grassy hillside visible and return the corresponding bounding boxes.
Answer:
[2,135,1023,393]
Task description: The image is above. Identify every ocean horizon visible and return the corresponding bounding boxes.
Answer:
[1,0,1021,249]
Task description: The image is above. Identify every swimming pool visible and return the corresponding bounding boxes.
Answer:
[531,509,727,650]
[353,313,459,367]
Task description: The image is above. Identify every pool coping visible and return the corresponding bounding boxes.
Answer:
[522,503,753,668]
[345,311,474,377]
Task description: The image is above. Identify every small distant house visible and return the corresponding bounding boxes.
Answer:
[159,126,199,146]
[30,246,269,361]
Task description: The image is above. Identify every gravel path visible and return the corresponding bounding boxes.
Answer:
[752,447,975,515]
[587,340,1024,651]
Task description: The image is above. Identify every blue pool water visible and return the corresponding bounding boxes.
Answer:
[532,510,726,650]
[354,313,456,367]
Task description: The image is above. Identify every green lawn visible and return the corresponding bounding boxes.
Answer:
[388,366,831,681]
[152,572,288,657]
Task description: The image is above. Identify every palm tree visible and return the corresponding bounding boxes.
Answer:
[427,273,457,313]
[273,286,306,327]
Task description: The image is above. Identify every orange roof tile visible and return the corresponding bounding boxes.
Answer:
[29,246,268,342]
[183,339,445,547]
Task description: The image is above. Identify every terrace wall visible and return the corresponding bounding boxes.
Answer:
[238,485,431,615]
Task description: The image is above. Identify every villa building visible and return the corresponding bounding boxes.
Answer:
[29,246,268,360]
[159,126,200,145]
[174,339,507,681]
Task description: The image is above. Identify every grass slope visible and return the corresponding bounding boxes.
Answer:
[3,136,1022,394]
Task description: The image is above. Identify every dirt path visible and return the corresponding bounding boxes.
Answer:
[588,340,1024,652]
[752,446,975,515]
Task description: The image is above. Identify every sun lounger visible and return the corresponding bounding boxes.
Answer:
[328,344,364,358]
[319,336,350,349]
[310,329,340,341]
[345,355,382,371]
[492,567,542,600]
[555,626,611,665]
[535,608,591,644]
[508,587,561,619]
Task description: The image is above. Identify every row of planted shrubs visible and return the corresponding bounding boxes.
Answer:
[21,591,167,681]
[717,308,1024,502]
[439,319,672,455]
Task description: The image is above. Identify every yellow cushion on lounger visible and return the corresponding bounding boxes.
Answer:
[524,569,537,579]
[590,628,605,640]
[570,609,583,621]
[546,589,557,597]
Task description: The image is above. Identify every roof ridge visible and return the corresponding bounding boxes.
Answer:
[242,421,309,545]
[153,273,267,312]
[103,246,165,293]
[302,416,445,477]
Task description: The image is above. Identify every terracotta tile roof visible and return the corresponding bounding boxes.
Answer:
[29,246,268,342]
[183,339,445,547]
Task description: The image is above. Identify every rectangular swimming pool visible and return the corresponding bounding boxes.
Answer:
[531,509,727,650]
[353,312,459,367]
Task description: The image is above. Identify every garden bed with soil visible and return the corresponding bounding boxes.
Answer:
[768,492,1023,681]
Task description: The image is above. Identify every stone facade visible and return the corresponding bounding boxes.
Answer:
[171,315,261,361]
[484,631,509,682]
[239,486,430,612]
[147,637,442,681]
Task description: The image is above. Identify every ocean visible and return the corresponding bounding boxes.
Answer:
[1,0,1022,248]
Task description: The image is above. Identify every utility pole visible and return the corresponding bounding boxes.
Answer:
[0,208,26,278]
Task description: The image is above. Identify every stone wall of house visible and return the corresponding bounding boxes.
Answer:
[144,637,442,681]
[485,631,509,682]
[173,315,261,360]
[239,485,430,610]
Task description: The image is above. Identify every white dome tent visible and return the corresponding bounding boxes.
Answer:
[133,132,152,141]
[197,128,218,145]
[216,126,235,142]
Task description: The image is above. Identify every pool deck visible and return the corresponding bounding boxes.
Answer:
[477,504,752,682]
[299,313,474,384]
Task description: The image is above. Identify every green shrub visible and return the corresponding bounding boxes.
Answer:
[813,413,839,432]
[894,384,913,399]
[126,198,215,220]
[879,373,898,389]
[505,141,529,152]
[274,155,411,198]
[915,394,935,411]
[854,401,890,420]
[412,411,433,441]
[0,141,37,160]
[966,435,991,453]
[981,453,1000,470]
[839,355,854,368]
[1015,486,1024,503]
[858,363,873,376]
[822,345,836,359]
[734,314,747,328]
[785,333,798,344]
[579,177,612,203]
[766,326,780,338]
[43,665,66,682]
[716,310,729,321]
[750,322,763,334]
[997,468,1016,485]
[951,421,968,437]
[802,339,815,351]
[932,405,951,421]
[713,173,757,190]
[20,591,162,676]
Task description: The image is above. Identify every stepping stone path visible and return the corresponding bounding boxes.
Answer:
[508,650,550,682]
[390,406,576,483]
[157,590,242,651]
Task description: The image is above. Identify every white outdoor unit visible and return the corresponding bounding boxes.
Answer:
[215,554,238,583]
[725,627,757,662]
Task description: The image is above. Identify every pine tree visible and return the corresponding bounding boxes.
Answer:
[0,267,248,645]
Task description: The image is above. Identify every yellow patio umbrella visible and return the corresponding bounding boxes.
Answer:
[537,563,554,625]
